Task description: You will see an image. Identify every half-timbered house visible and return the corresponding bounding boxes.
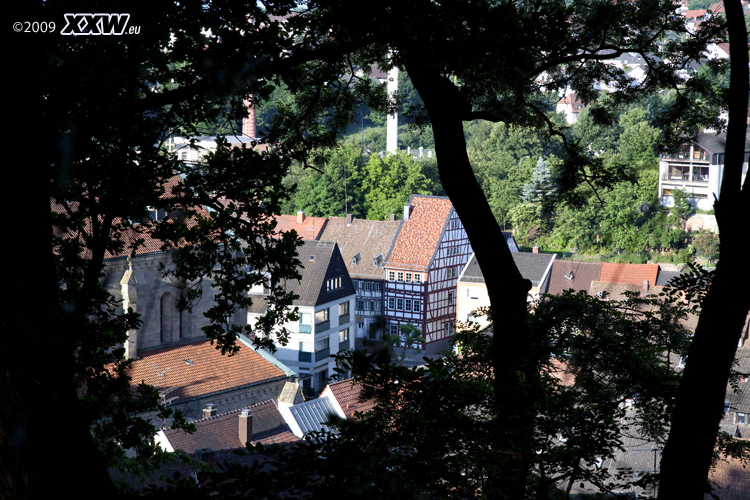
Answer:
[318,215,400,341]
[383,195,473,345]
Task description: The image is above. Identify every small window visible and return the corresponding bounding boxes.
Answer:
[405,299,412,311]
[390,325,399,336]
[339,301,349,315]
[300,341,312,352]
[396,298,403,310]
[338,328,349,343]
[351,253,361,266]
[413,300,420,312]
[737,413,747,425]
[405,272,412,282]
[448,291,454,305]
[397,272,404,282]
[300,313,312,325]
[315,309,329,323]
[413,273,421,284]
[388,297,395,309]
[373,282,382,292]
[374,301,381,311]
[356,300,364,310]
[388,271,395,281]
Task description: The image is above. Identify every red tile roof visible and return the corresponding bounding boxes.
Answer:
[599,263,660,286]
[386,195,453,272]
[52,174,211,259]
[273,212,328,240]
[164,401,297,453]
[126,340,287,404]
[326,378,376,419]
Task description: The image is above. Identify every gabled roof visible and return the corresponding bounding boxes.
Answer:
[125,338,289,404]
[386,195,454,272]
[273,212,328,240]
[318,216,400,280]
[546,261,602,296]
[458,253,485,284]
[284,397,340,438]
[324,378,377,419]
[511,252,558,288]
[53,174,211,260]
[457,252,557,288]
[283,240,355,307]
[162,400,297,453]
[599,263,660,286]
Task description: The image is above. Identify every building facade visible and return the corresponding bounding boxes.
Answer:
[383,195,473,345]
[247,240,356,393]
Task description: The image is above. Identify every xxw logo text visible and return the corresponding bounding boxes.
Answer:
[60,14,133,35]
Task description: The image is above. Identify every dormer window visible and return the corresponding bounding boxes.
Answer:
[372,254,384,267]
[351,253,361,266]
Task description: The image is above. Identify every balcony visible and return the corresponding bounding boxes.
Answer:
[298,351,312,362]
[339,341,350,352]
[339,313,350,325]
[315,320,330,332]
[299,324,312,334]
[315,348,330,360]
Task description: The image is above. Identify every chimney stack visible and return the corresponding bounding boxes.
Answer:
[532,245,539,254]
[346,214,354,225]
[389,214,396,222]
[403,205,413,221]
[297,211,305,224]
[202,403,217,419]
[641,279,650,297]
[239,408,253,446]
[242,97,257,139]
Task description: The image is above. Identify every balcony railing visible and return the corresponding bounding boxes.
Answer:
[298,351,312,362]
[315,320,330,332]
[315,348,330,360]
[339,313,350,325]
[339,341,350,352]
[299,324,312,334]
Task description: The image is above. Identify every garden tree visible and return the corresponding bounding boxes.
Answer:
[361,152,436,220]
[658,1,750,496]
[508,202,547,247]
[568,105,621,156]
[521,156,559,205]
[384,323,425,367]
[615,107,662,169]
[667,188,696,231]
[599,182,645,252]
[691,230,720,263]
[286,141,367,218]
[547,202,602,252]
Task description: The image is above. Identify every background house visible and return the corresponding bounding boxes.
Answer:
[248,240,356,393]
[657,131,750,210]
[318,215,400,341]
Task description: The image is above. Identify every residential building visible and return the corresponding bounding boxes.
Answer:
[273,211,328,240]
[456,251,557,327]
[383,195,473,345]
[546,261,603,296]
[556,92,586,125]
[657,131,750,210]
[125,336,297,421]
[320,378,377,420]
[248,240,356,393]
[590,263,661,300]
[318,215,400,340]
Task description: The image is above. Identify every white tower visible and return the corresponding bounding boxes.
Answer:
[386,66,399,154]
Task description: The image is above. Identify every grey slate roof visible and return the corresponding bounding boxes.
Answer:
[694,130,750,163]
[284,240,356,307]
[457,253,485,284]
[287,396,340,436]
[511,252,558,288]
[547,261,603,296]
[655,270,684,287]
[318,217,400,280]
[458,252,557,288]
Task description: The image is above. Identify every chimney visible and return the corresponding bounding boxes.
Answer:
[297,211,305,224]
[403,205,413,221]
[532,245,539,254]
[641,279,650,297]
[242,97,257,139]
[389,214,396,222]
[346,214,354,225]
[239,408,253,446]
[202,403,217,419]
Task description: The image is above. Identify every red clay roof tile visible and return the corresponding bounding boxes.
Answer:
[386,195,453,272]
[599,263,660,286]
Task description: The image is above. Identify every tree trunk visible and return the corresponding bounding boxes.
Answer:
[658,1,750,498]
[406,60,535,499]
